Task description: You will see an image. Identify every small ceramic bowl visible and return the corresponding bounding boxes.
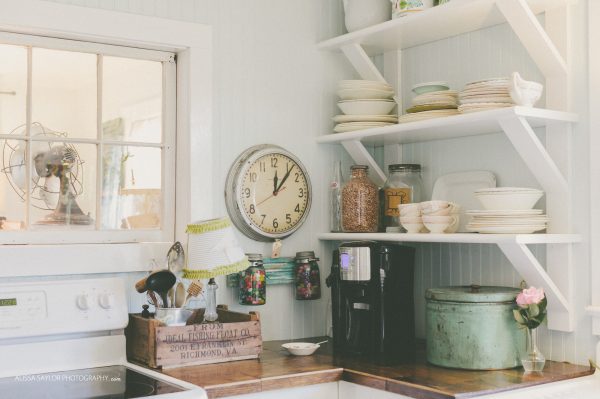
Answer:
[422,215,459,234]
[412,81,450,95]
[400,216,424,234]
[282,342,321,356]
[399,203,421,217]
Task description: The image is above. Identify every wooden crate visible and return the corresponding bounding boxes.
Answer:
[126,305,262,369]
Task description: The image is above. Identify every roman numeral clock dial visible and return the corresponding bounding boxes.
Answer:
[225,145,312,241]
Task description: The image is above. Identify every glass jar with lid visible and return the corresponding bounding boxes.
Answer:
[294,251,321,300]
[238,253,266,305]
[381,164,422,232]
[341,165,379,233]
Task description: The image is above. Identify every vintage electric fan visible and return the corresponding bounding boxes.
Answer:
[1,122,93,225]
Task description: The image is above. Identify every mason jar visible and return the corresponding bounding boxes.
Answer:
[239,253,266,305]
[294,251,321,300]
[381,164,422,232]
[341,165,379,233]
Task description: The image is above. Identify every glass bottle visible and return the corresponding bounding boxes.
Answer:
[341,165,379,233]
[238,253,266,305]
[381,164,422,232]
[329,160,343,232]
[295,251,321,300]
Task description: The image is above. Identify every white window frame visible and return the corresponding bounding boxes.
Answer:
[0,0,213,277]
[0,31,177,244]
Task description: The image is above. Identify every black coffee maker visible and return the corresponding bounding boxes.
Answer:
[327,241,415,362]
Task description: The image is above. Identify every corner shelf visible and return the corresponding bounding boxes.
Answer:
[316,0,578,332]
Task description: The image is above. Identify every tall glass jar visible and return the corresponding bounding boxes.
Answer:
[239,253,266,305]
[295,251,321,300]
[341,165,379,232]
[381,164,422,232]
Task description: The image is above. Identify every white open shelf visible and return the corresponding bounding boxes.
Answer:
[317,233,581,245]
[315,0,579,332]
[318,106,577,146]
[317,0,570,55]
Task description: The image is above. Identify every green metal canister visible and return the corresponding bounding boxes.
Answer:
[425,285,526,370]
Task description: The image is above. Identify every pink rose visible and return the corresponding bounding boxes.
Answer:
[516,286,545,307]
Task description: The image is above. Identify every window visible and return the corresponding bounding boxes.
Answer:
[0,32,176,244]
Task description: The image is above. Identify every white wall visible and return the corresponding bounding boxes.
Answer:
[42,0,597,365]
[43,0,351,340]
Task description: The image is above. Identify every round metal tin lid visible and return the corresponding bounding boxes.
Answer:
[425,285,520,303]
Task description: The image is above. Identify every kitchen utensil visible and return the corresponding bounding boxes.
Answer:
[166,241,185,273]
[426,285,525,370]
[154,307,194,327]
[174,282,186,308]
[183,280,203,307]
[343,0,390,32]
[167,287,175,308]
[146,289,161,308]
[281,342,321,356]
[145,269,176,308]
[474,187,544,210]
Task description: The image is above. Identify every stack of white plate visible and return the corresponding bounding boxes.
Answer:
[334,80,397,133]
[458,78,515,114]
[466,187,548,233]
[399,86,459,123]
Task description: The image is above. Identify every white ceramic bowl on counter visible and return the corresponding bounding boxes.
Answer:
[337,99,396,115]
[282,342,321,356]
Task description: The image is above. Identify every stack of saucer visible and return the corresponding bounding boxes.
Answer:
[334,80,398,133]
[458,78,515,113]
[399,88,459,123]
[466,187,548,233]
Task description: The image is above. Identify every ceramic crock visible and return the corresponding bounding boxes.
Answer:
[425,285,526,370]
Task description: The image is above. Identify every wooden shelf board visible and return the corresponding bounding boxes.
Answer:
[317,107,577,146]
[317,232,581,245]
[317,0,571,55]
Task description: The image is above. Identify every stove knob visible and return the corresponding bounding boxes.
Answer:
[76,294,90,310]
[98,292,115,309]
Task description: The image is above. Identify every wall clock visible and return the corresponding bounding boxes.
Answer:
[225,144,312,241]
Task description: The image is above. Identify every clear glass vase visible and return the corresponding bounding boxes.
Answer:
[521,328,546,372]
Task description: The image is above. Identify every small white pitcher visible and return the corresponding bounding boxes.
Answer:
[343,0,391,32]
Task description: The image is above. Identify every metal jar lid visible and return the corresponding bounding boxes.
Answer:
[350,165,368,171]
[295,251,319,262]
[425,285,520,303]
[246,253,263,262]
[388,164,421,172]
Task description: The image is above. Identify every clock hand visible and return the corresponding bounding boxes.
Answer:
[275,164,295,193]
[256,186,287,207]
[273,170,278,194]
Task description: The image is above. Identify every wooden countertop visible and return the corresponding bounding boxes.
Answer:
[162,337,594,398]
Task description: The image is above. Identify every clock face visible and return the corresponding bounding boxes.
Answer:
[225,145,312,241]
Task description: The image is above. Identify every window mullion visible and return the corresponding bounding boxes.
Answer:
[96,54,103,231]
[24,46,32,229]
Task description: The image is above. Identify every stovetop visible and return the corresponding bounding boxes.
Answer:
[0,365,186,399]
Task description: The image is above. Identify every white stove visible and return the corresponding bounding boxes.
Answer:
[0,277,207,399]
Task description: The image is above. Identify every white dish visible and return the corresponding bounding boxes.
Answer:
[333,114,398,123]
[337,88,395,100]
[431,171,496,232]
[334,122,395,133]
[475,191,543,210]
[460,96,513,104]
[282,342,321,356]
[474,187,543,194]
[337,99,396,115]
[398,110,459,123]
[412,81,450,94]
[466,225,547,234]
[466,209,543,216]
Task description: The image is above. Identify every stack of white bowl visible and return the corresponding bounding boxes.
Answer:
[399,201,461,234]
[334,80,398,133]
[466,187,548,234]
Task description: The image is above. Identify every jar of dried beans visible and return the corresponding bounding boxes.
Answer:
[294,251,321,300]
[341,165,379,232]
[239,253,266,305]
